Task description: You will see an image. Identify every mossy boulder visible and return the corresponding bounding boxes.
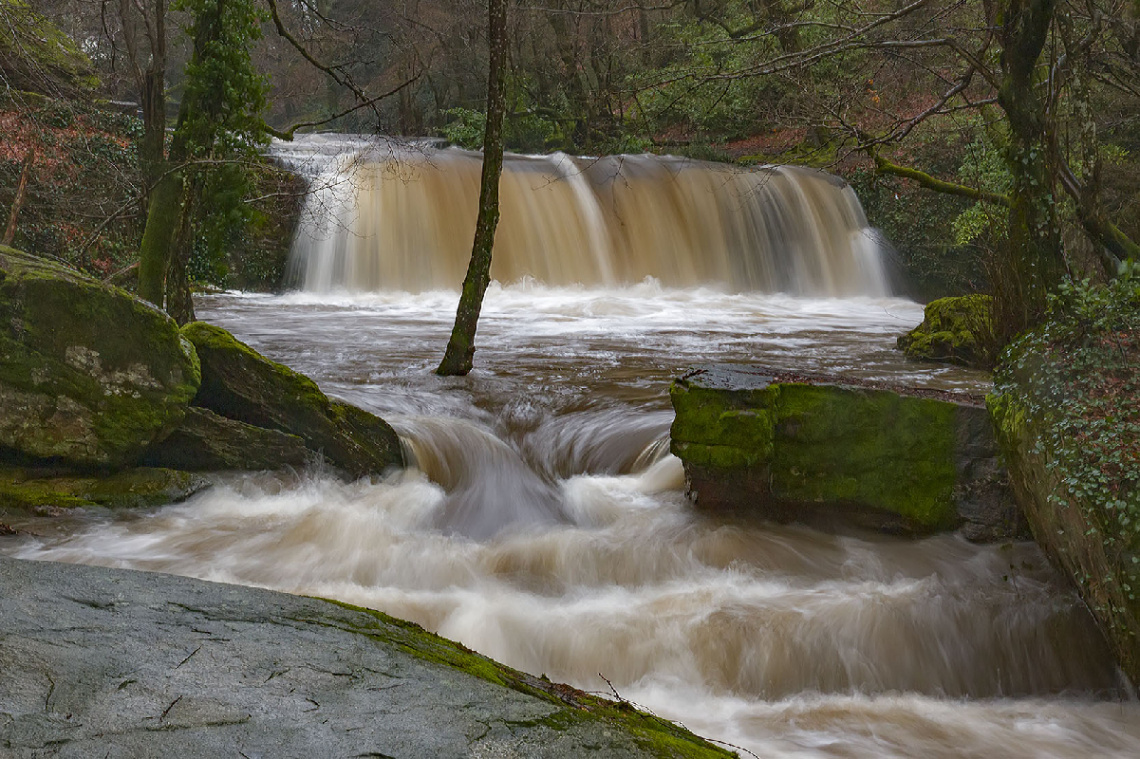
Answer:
[0,246,201,468]
[897,294,995,368]
[182,322,403,477]
[142,406,312,471]
[671,365,1021,539]
[0,466,209,515]
[0,1,99,96]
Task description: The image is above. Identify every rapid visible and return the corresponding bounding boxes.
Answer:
[3,140,1137,757]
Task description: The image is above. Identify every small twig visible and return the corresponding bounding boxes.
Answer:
[160,694,183,722]
[176,644,203,669]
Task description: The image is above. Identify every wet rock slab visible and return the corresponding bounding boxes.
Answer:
[0,557,731,758]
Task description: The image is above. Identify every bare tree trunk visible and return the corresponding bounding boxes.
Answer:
[139,0,167,202]
[2,150,34,247]
[437,0,509,377]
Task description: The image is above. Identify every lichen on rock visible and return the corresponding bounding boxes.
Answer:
[0,245,200,468]
[897,293,995,368]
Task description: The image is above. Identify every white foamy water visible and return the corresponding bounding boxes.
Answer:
[5,286,1137,757]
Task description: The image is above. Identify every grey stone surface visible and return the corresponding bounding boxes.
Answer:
[0,557,729,758]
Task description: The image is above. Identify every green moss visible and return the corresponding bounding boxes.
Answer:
[0,1,99,94]
[771,384,959,528]
[182,321,328,410]
[897,294,995,368]
[987,274,1140,682]
[1,246,201,467]
[670,369,964,532]
[303,599,735,758]
[0,467,210,514]
[669,381,777,458]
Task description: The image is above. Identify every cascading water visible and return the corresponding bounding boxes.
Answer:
[4,137,1137,757]
[286,139,889,296]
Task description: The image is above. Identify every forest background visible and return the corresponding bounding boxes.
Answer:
[2,0,1138,315]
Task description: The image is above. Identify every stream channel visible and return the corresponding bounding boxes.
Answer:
[4,285,1139,757]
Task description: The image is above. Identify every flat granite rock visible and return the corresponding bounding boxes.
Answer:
[0,557,732,758]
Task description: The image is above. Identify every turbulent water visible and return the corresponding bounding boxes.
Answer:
[5,286,1138,758]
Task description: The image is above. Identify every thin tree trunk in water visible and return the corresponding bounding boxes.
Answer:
[2,150,34,247]
[437,0,508,377]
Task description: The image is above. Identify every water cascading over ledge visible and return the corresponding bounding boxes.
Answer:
[286,142,890,296]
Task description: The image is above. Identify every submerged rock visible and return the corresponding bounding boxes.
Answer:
[182,322,404,477]
[142,406,311,471]
[0,466,209,514]
[670,365,1021,539]
[0,245,201,468]
[897,294,995,368]
[0,557,733,758]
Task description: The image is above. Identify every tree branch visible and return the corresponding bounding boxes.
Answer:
[871,152,1010,206]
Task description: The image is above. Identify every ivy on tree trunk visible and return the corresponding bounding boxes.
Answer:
[993,0,1067,344]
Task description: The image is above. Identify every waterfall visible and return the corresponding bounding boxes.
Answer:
[284,139,890,296]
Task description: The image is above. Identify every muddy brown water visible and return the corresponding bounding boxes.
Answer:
[5,286,1138,758]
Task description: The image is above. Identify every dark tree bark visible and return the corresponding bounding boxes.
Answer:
[993,0,1067,344]
[437,0,509,377]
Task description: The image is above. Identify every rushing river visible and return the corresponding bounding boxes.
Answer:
[4,285,1138,758]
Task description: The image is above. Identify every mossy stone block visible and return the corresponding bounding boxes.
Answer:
[671,366,978,534]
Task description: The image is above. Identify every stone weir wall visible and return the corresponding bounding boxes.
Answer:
[669,365,1022,541]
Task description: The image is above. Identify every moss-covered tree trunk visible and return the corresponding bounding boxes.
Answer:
[137,168,181,306]
[993,0,1067,345]
[437,0,508,377]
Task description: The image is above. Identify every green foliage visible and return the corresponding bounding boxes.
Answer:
[174,0,270,287]
[993,270,1140,601]
[951,137,1011,246]
[440,107,487,150]
[440,105,565,153]
[848,166,988,299]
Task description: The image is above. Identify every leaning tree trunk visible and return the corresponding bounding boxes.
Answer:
[993,0,1066,345]
[436,0,509,377]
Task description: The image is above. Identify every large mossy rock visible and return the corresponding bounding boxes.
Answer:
[0,1,99,97]
[182,322,403,477]
[897,294,995,368]
[671,365,1020,539]
[0,246,200,468]
[987,276,1139,683]
[0,466,209,515]
[142,406,312,472]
